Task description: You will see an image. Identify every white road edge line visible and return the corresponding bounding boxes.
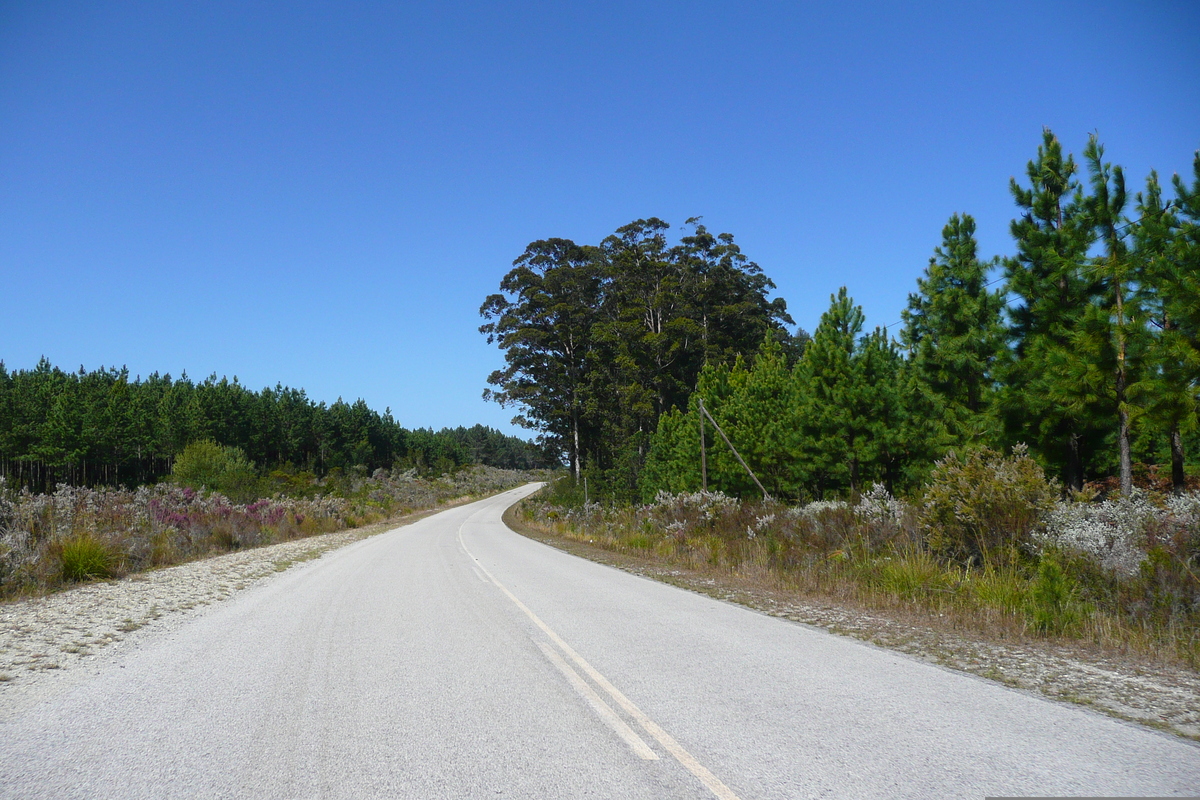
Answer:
[533,639,659,760]
[458,520,743,800]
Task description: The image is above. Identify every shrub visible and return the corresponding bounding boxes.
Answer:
[170,440,259,503]
[1027,553,1082,634]
[920,445,1059,567]
[60,534,116,582]
[1037,491,1157,576]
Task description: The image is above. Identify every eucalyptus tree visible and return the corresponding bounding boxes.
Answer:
[480,238,604,481]
[674,218,795,366]
[593,218,695,479]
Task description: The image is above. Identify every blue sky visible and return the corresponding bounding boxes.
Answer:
[2,0,1198,438]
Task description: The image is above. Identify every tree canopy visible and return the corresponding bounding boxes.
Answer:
[487,132,1200,501]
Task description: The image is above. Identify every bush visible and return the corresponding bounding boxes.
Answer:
[1027,553,1082,634]
[60,534,117,582]
[170,440,260,503]
[920,445,1059,567]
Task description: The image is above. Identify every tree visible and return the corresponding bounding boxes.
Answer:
[481,220,795,499]
[480,238,603,481]
[1000,129,1102,490]
[901,213,1006,446]
[1127,152,1200,492]
[796,288,865,494]
[1078,135,1137,494]
[170,439,258,502]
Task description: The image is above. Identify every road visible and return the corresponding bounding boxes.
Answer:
[2,484,1198,798]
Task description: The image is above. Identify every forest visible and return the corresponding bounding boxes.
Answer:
[0,360,551,493]
[482,131,1200,502]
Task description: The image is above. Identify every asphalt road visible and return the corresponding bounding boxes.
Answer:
[2,484,1198,799]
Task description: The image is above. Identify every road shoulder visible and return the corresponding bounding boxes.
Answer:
[502,503,1200,742]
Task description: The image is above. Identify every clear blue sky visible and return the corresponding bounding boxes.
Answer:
[2,1,1197,438]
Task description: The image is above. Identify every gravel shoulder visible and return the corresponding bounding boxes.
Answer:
[504,507,1200,742]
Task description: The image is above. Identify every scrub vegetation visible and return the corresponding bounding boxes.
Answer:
[521,449,1200,665]
[0,454,546,600]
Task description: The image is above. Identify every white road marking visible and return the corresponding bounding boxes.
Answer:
[459,523,743,800]
[534,639,659,760]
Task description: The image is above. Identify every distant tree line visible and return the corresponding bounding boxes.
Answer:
[485,131,1200,501]
[0,360,551,492]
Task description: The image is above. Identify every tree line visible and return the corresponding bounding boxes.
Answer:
[0,359,551,492]
[484,131,1200,501]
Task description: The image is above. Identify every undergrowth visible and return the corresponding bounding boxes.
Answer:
[0,465,545,598]
[523,449,1200,667]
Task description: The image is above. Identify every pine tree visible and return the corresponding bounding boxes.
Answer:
[901,213,1006,446]
[1132,169,1194,492]
[1000,129,1101,490]
[797,288,864,494]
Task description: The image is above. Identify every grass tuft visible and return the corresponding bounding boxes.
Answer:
[59,534,117,582]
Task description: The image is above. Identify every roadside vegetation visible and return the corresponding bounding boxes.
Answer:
[0,443,546,600]
[486,130,1199,667]
[520,448,1200,667]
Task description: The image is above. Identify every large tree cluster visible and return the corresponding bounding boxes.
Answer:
[480,218,799,498]
[487,131,1200,501]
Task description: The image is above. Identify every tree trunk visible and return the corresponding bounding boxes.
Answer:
[571,411,581,484]
[1171,425,1186,495]
[1066,433,1084,493]
[1116,368,1132,496]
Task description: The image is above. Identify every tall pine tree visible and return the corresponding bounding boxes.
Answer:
[901,213,1006,446]
[1001,129,1102,490]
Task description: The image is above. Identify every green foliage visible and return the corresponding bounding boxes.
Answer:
[481,219,798,499]
[901,213,1005,447]
[59,534,117,582]
[0,361,549,493]
[1027,554,1082,634]
[999,130,1102,491]
[170,440,259,502]
[920,446,1059,566]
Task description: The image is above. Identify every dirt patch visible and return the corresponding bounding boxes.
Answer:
[505,505,1200,741]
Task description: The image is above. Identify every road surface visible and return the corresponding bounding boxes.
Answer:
[2,484,1198,798]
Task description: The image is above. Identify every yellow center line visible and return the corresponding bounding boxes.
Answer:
[458,523,743,800]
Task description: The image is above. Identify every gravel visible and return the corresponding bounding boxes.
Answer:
[0,519,395,719]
